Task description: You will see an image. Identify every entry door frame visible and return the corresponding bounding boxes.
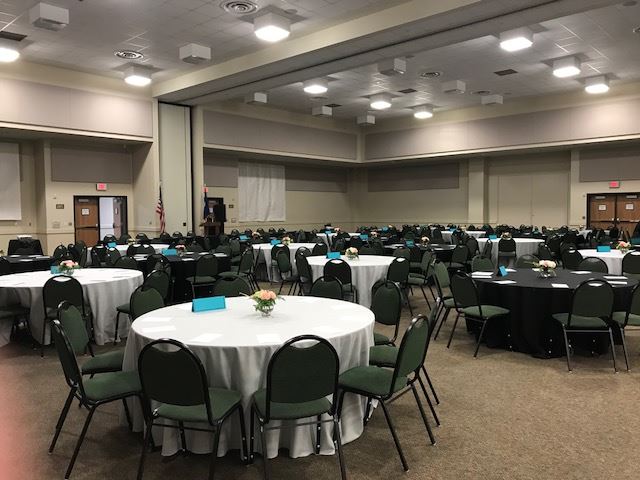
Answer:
[73,195,129,243]
[586,192,640,230]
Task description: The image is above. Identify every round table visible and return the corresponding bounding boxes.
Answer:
[477,238,543,264]
[255,243,317,282]
[472,269,636,358]
[123,296,374,458]
[440,230,486,243]
[578,249,636,275]
[0,268,143,345]
[307,255,394,307]
[2,255,53,273]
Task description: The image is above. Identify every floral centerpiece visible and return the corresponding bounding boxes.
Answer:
[371,231,379,238]
[250,289,281,316]
[500,232,512,240]
[281,236,292,246]
[175,244,186,256]
[534,260,557,278]
[127,237,135,245]
[58,260,80,276]
[421,236,430,245]
[617,241,631,253]
[346,247,359,260]
[334,227,341,233]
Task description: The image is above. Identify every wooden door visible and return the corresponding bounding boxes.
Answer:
[74,197,99,246]
[616,194,640,238]
[588,194,616,230]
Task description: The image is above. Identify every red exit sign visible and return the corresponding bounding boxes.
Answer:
[96,183,108,191]
[609,181,620,189]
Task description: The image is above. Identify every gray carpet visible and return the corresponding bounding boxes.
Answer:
[2,286,640,480]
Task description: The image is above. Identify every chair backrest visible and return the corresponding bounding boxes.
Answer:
[264,335,340,420]
[516,254,539,268]
[103,234,117,244]
[91,245,107,266]
[420,250,434,273]
[431,229,443,242]
[296,246,311,258]
[466,237,479,256]
[451,245,469,264]
[57,301,90,355]
[392,247,410,259]
[0,258,11,275]
[562,249,583,270]
[229,238,241,255]
[386,257,410,283]
[187,243,204,253]
[136,233,149,242]
[498,238,516,253]
[370,281,402,327]
[450,272,481,312]
[569,280,614,324]
[119,234,131,244]
[295,253,313,282]
[145,254,171,276]
[309,276,343,300]
[577,257,609,273]
[471,255,494,272]
[238,248,255,274]
[481,239,493,258]
[113,255,138,270]
[195,254,218,277]
[270,244,290,262]
[144,269,171,301]
[311,243,328,256]
[50,319,85,396]
[389,314,434,396]
[276,250,293,275]
[537,244,553,260]
[432,260,450,292]
[43,275,85,313]
[622,283,640,326]
[130,285,165,320]
[323,259,352,285]
[52,244,68,260]
[138,339,214,423]
[212,275,252,297]
[622,251,640,276]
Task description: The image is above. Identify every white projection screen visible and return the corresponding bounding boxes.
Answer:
[0,143,21,220]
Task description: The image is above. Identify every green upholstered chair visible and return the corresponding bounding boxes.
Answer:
[471,255,495,272]
[137,339,246,480]
[448,245,469,272]
[338,314,437,472]
[622,252,640,280]
[309,276,343,300]
[447,272,510,357]
[371,280,402,347]
[276,250,298,295]
[407,250,436,307]
[212,274,252,297]
[186,254,219,299]
[293,251,314,295]
[552,279,616,372]
[577,257,609,273]
[112,255,138,270]
[432,260,456,340]
[561,249,583,270]
[130,285,164,321]
[611,282,640,371]
[48,319,141,479]
[324,258,357,302]
[220,247,258,291]
[386,257,412,316]
[250,335,345,480]
[515,254,539,269]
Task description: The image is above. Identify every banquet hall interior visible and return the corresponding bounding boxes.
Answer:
[2,0,640,479]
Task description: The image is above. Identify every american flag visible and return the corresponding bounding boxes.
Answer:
[156,185,166,234]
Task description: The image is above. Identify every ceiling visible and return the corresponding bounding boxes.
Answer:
[0,0,407,81]
[256,2,640,119]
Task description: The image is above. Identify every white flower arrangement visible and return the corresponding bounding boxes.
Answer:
[500,232,512,240]
[536,260,557,270]
[421,236,430,245]
[617,241,631,252]
[346,247,359,259]
[281,236,292,245]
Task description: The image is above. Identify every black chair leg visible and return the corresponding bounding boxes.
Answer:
[417,375,440,426]
[249,407,256,463]
[608,328,618,373]
[411,383,436,445]
[434,308,450,341]
[208,426,220,480]
[179,421,187,454]
[315,415,322,454]
[49,389,76,453]
[137,420,153,480]
[363,397,372,425]
[420,285,431,309]
[123,398,133,430]
[562,327,572,372]
[278,281,284,295]
[41,318,47,357]
[473,319,489,358]
[333,417,347,480]
[620,328,630,372]
[380,401,408,472]
[446,313,460,349]
[259,425,270,480]
[421,366,439,405]
[65,406,96,479]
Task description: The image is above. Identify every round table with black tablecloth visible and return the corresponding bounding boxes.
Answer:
[2,255,53,273]
[472,269,636,358]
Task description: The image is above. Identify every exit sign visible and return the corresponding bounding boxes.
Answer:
[609,181,620,189]
[96,183,108,191]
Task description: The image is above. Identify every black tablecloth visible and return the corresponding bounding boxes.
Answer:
[3,255,53,273]
[7,239,44,256]
[474,269,636,358]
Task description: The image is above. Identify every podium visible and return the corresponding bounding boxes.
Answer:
[201,218,222,236]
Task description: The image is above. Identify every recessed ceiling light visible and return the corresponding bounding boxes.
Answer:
[370,93,392,110]
[124,65,152,87]
[472,90,492,95]
[0,38,21,63]
[413,105,433,119]
[419,71,442,78]
[303,78,328,95]
[499,27,534,52]
[585,75,610,94]
[254,12,290,42]
[553,57,581,78]
[114,50,144,60]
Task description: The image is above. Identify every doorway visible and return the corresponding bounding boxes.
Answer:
[587,193,640,235]
[74,196,128,245]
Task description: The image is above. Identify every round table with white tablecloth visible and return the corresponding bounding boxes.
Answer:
[306,255,394,307]
[122,296,374,459]
[255,243,317,282]
[577,249,636,275]
[440,230,485,243]
[0,268,143,345]
[477,238,544,264]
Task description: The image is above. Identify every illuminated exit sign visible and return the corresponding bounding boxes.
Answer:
[96,183,108,191]
[609,181,620,189]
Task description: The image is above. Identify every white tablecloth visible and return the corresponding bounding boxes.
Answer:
[578,249,634,275]
[0,268,143,345]
[255,243,317,282]
[123,296,374,458]
[477,238,543,264]
[307,255,394,307]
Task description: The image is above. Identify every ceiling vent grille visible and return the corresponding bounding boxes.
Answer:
[220,0,259,15]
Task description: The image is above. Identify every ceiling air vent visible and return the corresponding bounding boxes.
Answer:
[114,50,144,60]
[0,31,26,42]
[398,88,417,94]
[494,69,518,76]
[220,0,259,15]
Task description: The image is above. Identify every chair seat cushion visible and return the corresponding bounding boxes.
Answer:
[116,303,130,314]
[612,311,640,327]
[339,366,407,397]
[373,331,391,345]
[448,262,465,269]
[342,283,354,293]
[462,305,509,319]
[186,275,217,285]
[252,389,331,420]
[407,275,427,286]
[410,262,422,270]
[369,345,398,367]
[498,252,516,257]
[83,371,141,402]
[443,297,455,308]
[552,313,608,329]
[156,387,241,423]
[81,349,124,375]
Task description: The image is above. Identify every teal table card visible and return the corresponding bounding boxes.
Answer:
[382,227,389,232]
[325,230,332,235]
[450,228,456,232]
[597,245,612,252]
[406,240,415,247]
[107,242,117,248]
[162,248,177,256]
[50,266,60,274]
[270,239,280,246]
[192,296,226,312]
[239,235,248,241]
[360,234,369,241]
[489,235,498,240]
[498,266,508,277]
[326,252,341,259]
[632,237,640,245]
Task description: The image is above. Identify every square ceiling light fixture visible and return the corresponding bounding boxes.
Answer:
[370,93,392,110]
[499,27,534,52]
[585,75,610,94]
[29,2,69,31]
[553,56,581,78]
[413,105,433,119]
[0,37,21,63]
[254,12,290,42]
[357,114,376,126]
[303,78,328,94]
[124,65,153,87]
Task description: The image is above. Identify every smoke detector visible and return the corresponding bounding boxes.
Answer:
[244,92,268,105]
[441,80,466,94]
[378,58,407,76]
[481,94,504,105]
[312,106,332,117]
[179,43,211,64]
[357,114,376,126]
[29,3,69,31]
